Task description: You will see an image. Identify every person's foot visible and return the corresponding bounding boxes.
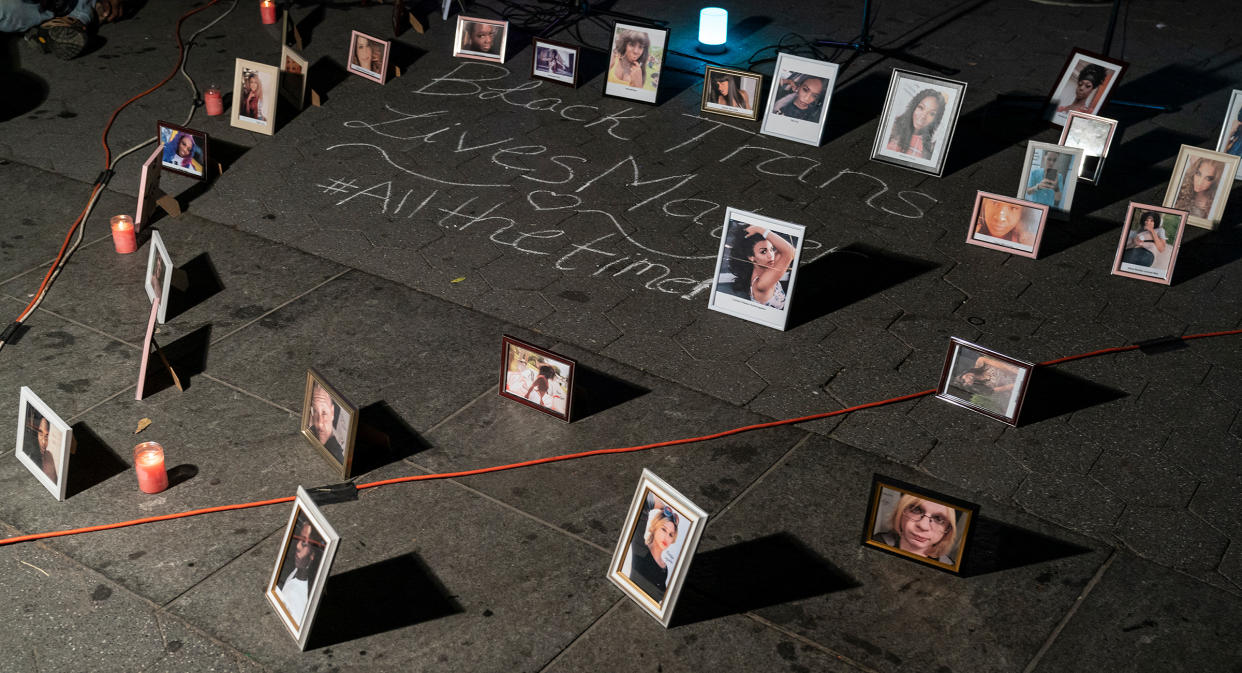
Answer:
[94,0,122,24]
[23,16,87,60]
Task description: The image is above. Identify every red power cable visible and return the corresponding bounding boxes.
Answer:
[3,327,1239,547]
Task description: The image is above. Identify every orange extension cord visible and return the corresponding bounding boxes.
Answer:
[7,0,224,329]
[2,327,1239,547]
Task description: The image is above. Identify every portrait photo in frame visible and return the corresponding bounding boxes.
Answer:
[603,20,668,105]
[279,45,309,110]
[15,387,72,501]
[1047,48,1127,126]
[936,337,1035,427]
[870,69,966,177]
[499,336,575,422]
[156,121,207,181]
[135,144,162,230]
[1017,141,1083,217]
[1111,202,1188,285]
[707,207,806,331]
[862,475,978,575]
[265,486,341,650]
[300,368,359,478]
[1162,144,1239,230]
[965,191,1049,259]
[608,469,707,627]
[530,37,579,87]
[1214,89,1242,175]
[454,16,508,64]
[760,52,838,147]
[700,65,762,121]
[144,229,174,324]
[348,30,390,84]
[230,59,278,135]
[1058,111,1117,184]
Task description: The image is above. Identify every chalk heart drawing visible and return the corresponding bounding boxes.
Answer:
[527,189,583,211]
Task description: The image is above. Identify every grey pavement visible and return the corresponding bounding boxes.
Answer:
[2,0,1242,670]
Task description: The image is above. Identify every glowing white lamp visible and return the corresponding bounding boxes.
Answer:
[698,7,728,54]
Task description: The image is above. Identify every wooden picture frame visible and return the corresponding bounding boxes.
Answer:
[299,368,359,478]
[862,475,978,575]
[498,336,575,422]
[279,45,309,110]
[230,59,279,135]
[700,65,762,121]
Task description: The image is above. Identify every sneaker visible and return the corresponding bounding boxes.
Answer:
[24,16,87,60]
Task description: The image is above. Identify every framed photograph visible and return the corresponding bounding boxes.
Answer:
[15,387,71,501]
[700,66,762,121]
[530,37,579,87]
[300,368,359,478]
[1111,203,1188,285]
[499,336,575,422]
[1017,141,1083,216]
[1214,89,1242,176]
[870,69,966,177]
[230,59,279,135]
[1162,144,1240,230]
[453,16,508,64]
[136,145,162,230]
[1047,48,1127,126]
[348,30,390,84]
[608,469,707,627]
[759,52,838,147]
[1058,111,1117,184]
[603,21,668,105]
[936,337,1035,427]
[156,121,207,181]
[861,475,978,574]
[279,45,309,110]
[265,486,341,650]
[965,191,1049,258]
[144,229,173,324]
[707,207,806,331]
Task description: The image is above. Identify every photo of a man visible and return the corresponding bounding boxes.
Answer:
[307,381,344,463]
[273,513,326,625]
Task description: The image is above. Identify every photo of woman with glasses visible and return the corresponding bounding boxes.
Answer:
[872,489,962,565]
[623,492,683,603]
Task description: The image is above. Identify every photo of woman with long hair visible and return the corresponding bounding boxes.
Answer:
[724,221,796,310]
[885,88,946,160]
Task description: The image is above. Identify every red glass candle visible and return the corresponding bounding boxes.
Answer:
[134,442,168,494]
[260,0,276,24]
[204,85,223,116]
[110,214,136,254]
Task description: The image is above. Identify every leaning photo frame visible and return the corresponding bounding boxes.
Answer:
[607,469,707,627]
[965,191,1049,259]
[760,52,838,147]
[936,337,1035,427]
[700,65,763,121]
[603,20,668,105]
[1111,202,1188,285]
[498,335,575,422]
[1017,141,1083,217]
[454,16,508,64]
[1214,89,1242,178]
[265,486,341,650]
[279,45,309,110]
[870,68,966,177]
[707,207,806,331]
[230,59,279,135]
[861,475,978,575]
[1162,144,1239,230]
[1058,111,1117,184]
[530,37,580,87]
[347,30,391,84]
[300,368,359,479]
[156,120,208,181]
[15,386,72,501]
[135,145,162,230]
[1046,48,1127,127]
[144,230,174,324]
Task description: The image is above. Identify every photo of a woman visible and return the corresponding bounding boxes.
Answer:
[1120,210,1169,269]
[707,71,748,109]
[1048,51,1126,126]
[885,89,945,160]
[624,492,682,603]
[351,35,384,75]
[873,491,960,564]
[1172,156,1224,219]
[239,70,265,123]
[22,405,58,483]
[967,193,1046,256]
[1112,203,1186,285]
[608,28,650,89]
[158,124,205,179]
[950,352,1022,418]
[725,222,796,310]
[700,67,761,120]
[230,59,279,135]
[1056,63,1107,116]
[1214,90,1242,164]
[499,337,574,420]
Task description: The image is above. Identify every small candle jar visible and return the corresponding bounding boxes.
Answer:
[110,214,136,254]
[204,85,223,116]
[134,442,168,494]
[260,0,276,24]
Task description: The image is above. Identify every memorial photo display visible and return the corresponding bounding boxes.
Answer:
[1110,202,1187,285]
[965,191,1048,259]
[1046,48,1127,127]
[454,16,508,64]
[530,37,579,87]
[279,45,309,110]
[1162,144,1239,230]
[144,229,174,324]
[1214,89,1242,177]
[265,486,340,650]
[936,337,1034,427]
[862,475,978,574]
[156,121,207,181]
[1058,111,1117,184]
[603,21,667,105]
[300,368,359,478]
[348,30,390,84]
[608,469,707,627]
[498,336,575,421]
[707,208,805,331]
[700,66,763,121]
[230,59,279,135]
[15,387,72,501]
[870,68,966,177]
[760,52,838,146]
[1017,141,1083,217]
